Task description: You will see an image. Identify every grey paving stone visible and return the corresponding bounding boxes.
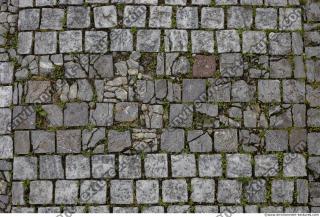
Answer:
[17,32,33,54]
[57,129,81,153]
[279,8,302,30]
[220,206,243,213]
[113,207,138,213]
[123,5,146,27]
[85,31,108,53]
[191,178,215,203]
[198,154,222,177]
[169,104,193,127]
[90,55,114,78]
[92,155,116,178]
[265,0,287,6]
[18,9,40,30]
[88,206,110,213]
[260,206,283,213]
[25,80,52,103]
[165,0,186,5]
[11,207,35,213]
[94,6,117,28]
[66,155,90,179]
[245,179,266,203]
[220,53,244,77]
[171,154,196,177]
[36,0,57,6]
[272,180,294,203]
[255,8,277,30]
[214,129,238,152]
[160,129,185,152]
[12,182,25,206]
[80,180,106,204]
[13,156,37,180]
[182,79,206,102]
[67,6,90,28]
[308,108,320,127]
[14,131,30,154]
[82,128,104,150]
[29,181,53,204]
[40,8,64,30]
[296,179,309,204]
[283,154,307,177]
[64,103,88,127]
[216,30,241,53]
[176,7,198,29]
[136,30,161,52]
[164,30,188,52]
[39,155,64,179]
[136,180,159,204]
[310,182,320,206]
[201,7,224,29]
[217,180,242,204]
[142,206,164,213]
[37,207,61,213]
[270,57,292,78]
[0,136,13,159]
[149,6,172,28]
[0,62,14,85]
[35,32,57,55]
[110,29,133,51]
[59,31,83,53]
[269,33,292,55]
[266,130,288,151]
[194,206,218,213]
[167,205,190,213]
[42,105,63,127]
[307,85,320,107]
[12,106,36,130]
[110,180,133,204]
[231,80,255,102]
[242,31,267,54]
[108,130,131,152]
[227,6,253,29]
[144,154,168,178]
[227,154,252,177]
[191,30,214,53]
[55,180,79,204]
[216,0,237,4]
[119,155,141,179]
[283,80,305,103]
[115,102,138,122]
[187,130,212,152]
[255,154,279,177]
[162,179,188,203]
[308,133,320,155]
[258,80,281,103]
[31,130,55,153]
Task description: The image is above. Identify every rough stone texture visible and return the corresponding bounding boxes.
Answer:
[4,0,320,213]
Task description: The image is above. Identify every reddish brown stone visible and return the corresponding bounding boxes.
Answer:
[192,55,216,78]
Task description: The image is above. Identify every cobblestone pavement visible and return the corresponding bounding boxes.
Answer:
[0,0,320,214]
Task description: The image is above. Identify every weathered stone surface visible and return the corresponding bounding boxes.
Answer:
[110,180,133,204]
[13,156,37,180]
[161,129,185,152]
[40,155,64,179]
[108,130,131,152]
[55,180,78,204]
[162,179,188,203]
[66,155,90,179]
[29,181,53,204]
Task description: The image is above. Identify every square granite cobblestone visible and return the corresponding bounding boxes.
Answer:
[1,0,320,213]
